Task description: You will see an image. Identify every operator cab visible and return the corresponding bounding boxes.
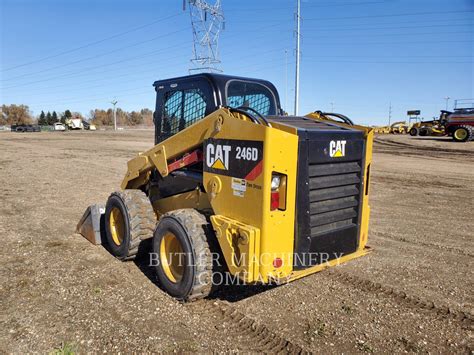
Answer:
[153,73,283,144]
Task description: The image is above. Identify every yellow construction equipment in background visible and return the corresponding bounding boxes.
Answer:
[389,121,408,134]
[372,121,408,134]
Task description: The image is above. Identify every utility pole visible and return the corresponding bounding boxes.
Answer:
[111,100,118,131]
[285,49,288,113]
[444,96,450,111]
[330,102,335,112]
[388,102,392,126]
[294,0,301,116]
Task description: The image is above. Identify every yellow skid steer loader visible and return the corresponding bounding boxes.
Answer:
[77,74,373,301]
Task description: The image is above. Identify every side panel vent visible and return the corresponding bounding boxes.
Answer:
[309,161,361,237]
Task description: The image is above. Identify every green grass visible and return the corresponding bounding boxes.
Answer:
[50,342,76,355]
[341,303,354,314]
[356,340,374,353]
[304,319,327,342]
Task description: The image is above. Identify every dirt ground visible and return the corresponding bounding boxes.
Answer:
[0,130,472,353]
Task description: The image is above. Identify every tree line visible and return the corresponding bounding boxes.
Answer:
[1,104,154,127]
[89,108,153,126]
[37,110,80,125]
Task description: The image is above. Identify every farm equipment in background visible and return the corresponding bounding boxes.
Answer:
[372,125,391,134]
[371,121,408,134]
[63,118,96,131]
[444,102,474,142]
[82,120,97,131]
[408,110,451,137]
[408,119,445,137]
[77,73,373,301]
[389,121,408,134]
[65,118,84,130]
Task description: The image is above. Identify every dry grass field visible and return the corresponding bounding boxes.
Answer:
[0,130,472,353]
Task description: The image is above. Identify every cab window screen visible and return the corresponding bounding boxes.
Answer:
[161,88,207,139]
[226,80,276,115]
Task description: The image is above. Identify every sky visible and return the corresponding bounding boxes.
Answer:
[0,0,473,125]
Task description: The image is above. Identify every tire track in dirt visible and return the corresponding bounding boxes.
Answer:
[373,231,474,258]
[373,138,473,160]
[328,270,473,328]
[374,138,469,154]
[187,300,306,354]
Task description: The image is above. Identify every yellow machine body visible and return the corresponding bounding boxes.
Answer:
[121,107,373,284]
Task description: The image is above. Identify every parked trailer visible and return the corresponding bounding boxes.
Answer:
[11,124,41,132]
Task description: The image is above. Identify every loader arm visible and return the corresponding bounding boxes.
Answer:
[121,108,246,190]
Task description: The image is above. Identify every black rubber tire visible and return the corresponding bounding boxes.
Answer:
[409,127,419,136]
[105,190,156,260]
[419,127,430,136]
[152,209,214,301]
[452,125,473,142]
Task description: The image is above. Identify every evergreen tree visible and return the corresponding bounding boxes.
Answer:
[52,111,58,123]
[46,111,53,125]
[38,111,46,125]
[60,109,72,124]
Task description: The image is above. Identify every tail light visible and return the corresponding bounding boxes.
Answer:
[270,190,280,210]
[270,173,287,211]
[273,257,283,268]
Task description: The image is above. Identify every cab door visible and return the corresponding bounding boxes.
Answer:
[154,78,217,144]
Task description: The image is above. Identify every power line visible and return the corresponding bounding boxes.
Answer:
[26,60,294,109]
[3,46,289,95]
[303,59,472,64]
[304,9,474,21]
[1,42,192,89]
[2,23,287,90]
[305,22,474,32]
[227,0,390,12]
[236,14,473,25]
[304,30,474,39]
[1,13,182,72]
[303,39,473,45]
[308,54,473,58]
[1,28,190,82]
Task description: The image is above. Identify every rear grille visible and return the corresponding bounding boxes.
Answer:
[309,161,362,237]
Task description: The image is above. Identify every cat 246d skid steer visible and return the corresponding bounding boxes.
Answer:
[77,73,373,301]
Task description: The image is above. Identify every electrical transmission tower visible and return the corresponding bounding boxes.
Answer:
[184,0,225,73]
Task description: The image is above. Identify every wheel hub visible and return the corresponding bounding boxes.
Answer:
[109,207,125,246]
[160,232,185,283]
[454,129,467,140]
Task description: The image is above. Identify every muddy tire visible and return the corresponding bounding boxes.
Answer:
[409,127,419,136]
[419,127,431,136]
[452,125,473,142]
[105,189,156,260]
[152,209,214,302]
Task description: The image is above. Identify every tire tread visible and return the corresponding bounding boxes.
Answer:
[160,209,214,301]
[108,189,156,260]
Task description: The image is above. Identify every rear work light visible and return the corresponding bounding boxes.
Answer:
[270,172,287,211]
